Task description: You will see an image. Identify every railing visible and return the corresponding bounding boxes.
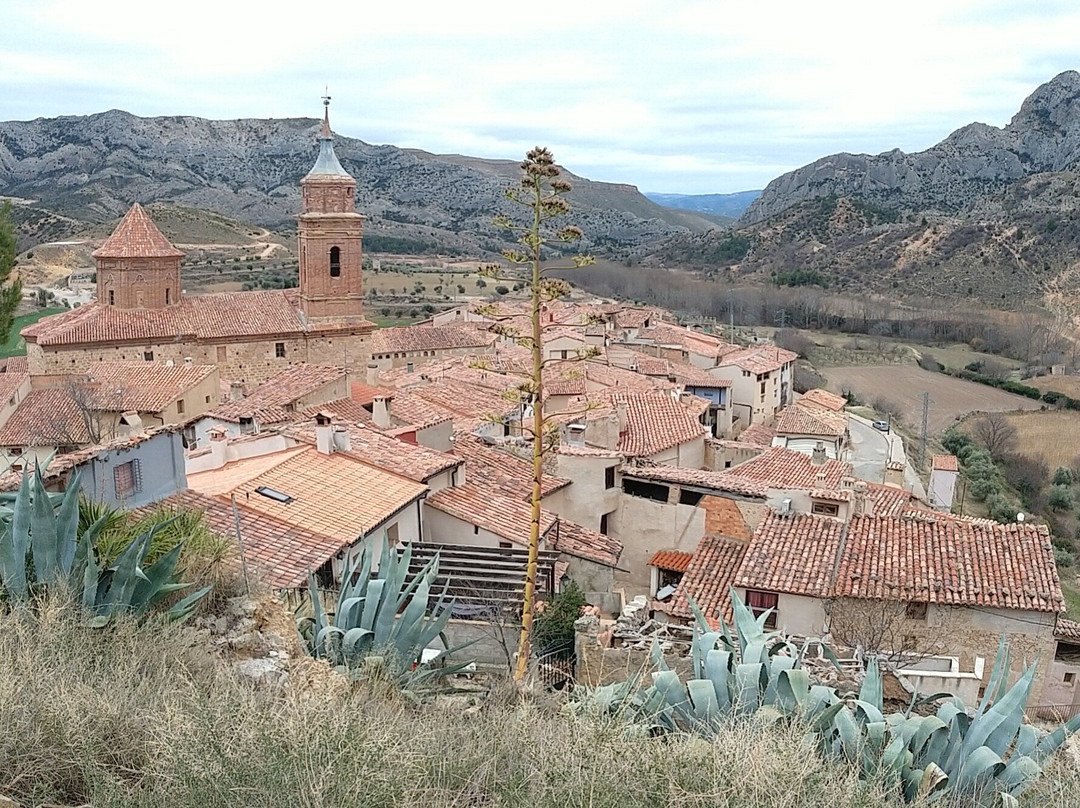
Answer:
[534,638,576,689]
[1025,703,1080,723]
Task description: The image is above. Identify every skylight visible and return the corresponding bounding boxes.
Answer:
[255,485,294,504]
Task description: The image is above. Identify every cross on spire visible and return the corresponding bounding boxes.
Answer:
[321,88,332,138]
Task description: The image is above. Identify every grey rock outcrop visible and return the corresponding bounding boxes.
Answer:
[742,71,1080,224]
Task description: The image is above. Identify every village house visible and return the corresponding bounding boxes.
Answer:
[369,323,496,373]
[714,345,797,428]
[928,454,960,511]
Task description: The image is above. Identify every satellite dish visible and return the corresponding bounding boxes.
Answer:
[1016,513,1025,523]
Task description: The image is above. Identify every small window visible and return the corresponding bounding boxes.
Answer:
[599,512,611,535]
[143,350,154,362]
[176,399,185,415]
[759,381,766,395]
[165,288,171,305]
[604,465,616,489]
[811,501,839,517]
[239,416,255,435]
[679,489,704,506]
[205,395,211,404]
[114,460,142,498]
[406,362,414,373]
[905,601,928,620]
[474,525,480,535]
[746,590,778,629]
[275,342,286,358]
[498,540,512,549]
[255,485,293,504]
[108,290,115,305]
[7,447,22,456]
[1066,672,1076,685]
[329,246,341,277]
[724,460,732,468]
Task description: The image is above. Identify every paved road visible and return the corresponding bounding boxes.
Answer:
[847,418,890,484]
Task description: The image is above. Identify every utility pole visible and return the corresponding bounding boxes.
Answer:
[728,290,735,344]
[920,392,930,469]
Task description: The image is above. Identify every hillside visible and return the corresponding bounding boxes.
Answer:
[741,71,1080,224]
[645,190,760,219]
[0,111,715,256]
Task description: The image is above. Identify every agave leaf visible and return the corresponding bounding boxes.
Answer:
[810,700,847,734]
[853,698,885,727]
[775,668,810,714]
[1034,708,1080,762]
[651,637,670,672]
[341,627,374,660]
[964,664,1036,758]
[131,540,185,615]
[995,754,1041,796]
[978,635,1011,716]
[29,464,59,586]
[954,745,1005,794]
[81,541,100,610]
[686,678,721,726]
[693,631,722,678]
[908,762,949,802]
[729,585,759,657]
[733,662,766,715]
[860,656,883,713]
[764,654,796,706]
[832,705,861,763]
[360,579,386,633]
[55,470,81,575]
[307,568,329,640]
[99,529,153,615]
[166,584,212,623]
[1015,723,1040,759]
[653,669,692,725]
[909,715,948,762]
[704,649,732,712]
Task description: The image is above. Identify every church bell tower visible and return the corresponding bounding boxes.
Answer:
[297,96,365,320]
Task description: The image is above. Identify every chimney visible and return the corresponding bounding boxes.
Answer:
[853,480,871,516]
[811,442,826,466]
[314,412,334,455]
[372,395,391,430]
[118,410,142,437]
[332,424,351,453]
[616,401,628,434]
[209,427,228,469]
[229,381,244,402]
[366,362,380,387]
[815,469,827,488]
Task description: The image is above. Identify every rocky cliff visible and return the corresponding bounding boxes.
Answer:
[742,71,1080,224]
[0,111,714,254]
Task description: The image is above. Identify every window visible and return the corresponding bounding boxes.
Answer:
[165,288,170,305]
[679,489,704,506]
[255,485,293,504]
[275,342,286,358]
[113,460,142,498]
[905,601,928,620]
[622,478,669,502]
[6,447,21,456]
[239,416,255,435]
[143,350,154,361]
[216,346,227,362]
[759,381,766,396]
[329,246,341,277]
[176,399,185,414]
[108,290,115,305]
[724,460,732,468]
[1066,672,1076,685]
[599,512,610,535]
[604,465,616,489]
[811,501,839,517]
[406,362,414,373]
[746,590,778,629]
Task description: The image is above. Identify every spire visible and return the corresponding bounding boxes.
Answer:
[306,93,351,178]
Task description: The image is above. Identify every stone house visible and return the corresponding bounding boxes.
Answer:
[715,345,796,429]
[369,324,496,373]
[928,454,960,512]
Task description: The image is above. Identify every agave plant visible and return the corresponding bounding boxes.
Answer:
[300,535,475,688]
[0,464,210,623]
[574,587,1080,806]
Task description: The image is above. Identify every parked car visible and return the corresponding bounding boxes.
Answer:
[872,420,890,433]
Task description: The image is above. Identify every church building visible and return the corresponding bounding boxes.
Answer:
[22,100,374,385]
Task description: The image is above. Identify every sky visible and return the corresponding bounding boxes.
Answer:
[2,0,1079,195]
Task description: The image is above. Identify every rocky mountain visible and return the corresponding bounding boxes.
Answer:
[645,190,760,219]
[0,111,715,254]
[741,71,1080,224]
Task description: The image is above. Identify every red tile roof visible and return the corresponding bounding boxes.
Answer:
[798,388,847,412]
[135,490,347,590]
[426,484,556,546]
[670,535,749,628]
[717,345,797,374]
[372,323,494,354]
[452,433,570,499]
[609,391,705,457]
[717,447,852,497]
[775,405,848,438]
[23,289,373,347]
[206,364,345,424]
[549,518,623,568]
[0,387,92,445]
[92,204,185,259]
[932,454,960,472]
[737,510,1063,613]
[648,549,694,572]
[81,361,217,412]
[737,423,776,447]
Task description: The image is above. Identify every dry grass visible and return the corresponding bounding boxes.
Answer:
[1029,374,1080,400]
[1005,410,1080,470]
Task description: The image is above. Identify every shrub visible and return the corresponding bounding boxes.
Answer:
[534,579,585,658]
[986,492,1022,523]
[1001,454,1049,509]
[916,353,941,372]
[1049,485,1074,512]
[1055,546,1075,568]
[941,428,972,456]
[969,477,1001,502]
[495,285,510,295]
[1055,466,1074,486]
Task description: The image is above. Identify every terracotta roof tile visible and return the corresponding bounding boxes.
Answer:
[1055,619,1080,641]
[0,388,91,445]
[206,364,346,424]
[775,405,847,438]
[608,391,705,457]
[670,535,749,627]
[549,519,623,568]
[797,388,847,412]
[427,484,556,546]
[735,511,845,598]
[371,323,494,354]
[81,361,217,412]
[932,454,960,472]
[134,490,347,590]
[718,447,852,497]
[452,433,570,499]
[649,549,694,572]
[717,345,798,374]
[92,204,185,259]
[737,423,776,447]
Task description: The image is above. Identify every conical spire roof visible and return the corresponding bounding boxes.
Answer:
[92,203,184,259]
[305,99,352,179]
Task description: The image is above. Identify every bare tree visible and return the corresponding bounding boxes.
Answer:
[824,597,953,664]
[46,380,126,447]
[971,412,1018,460]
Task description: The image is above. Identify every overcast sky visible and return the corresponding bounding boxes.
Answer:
[2,1,1078,194]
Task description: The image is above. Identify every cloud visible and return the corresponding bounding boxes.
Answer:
[1,0,1078,193]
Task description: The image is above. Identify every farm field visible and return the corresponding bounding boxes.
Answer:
[0,308,65,358]
[823,365,1043,434]
[1027,374,1080,400]
[1002,410,1080,469]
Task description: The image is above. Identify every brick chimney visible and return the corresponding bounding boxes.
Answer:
[209,427,228,468]
[229,381,244,402]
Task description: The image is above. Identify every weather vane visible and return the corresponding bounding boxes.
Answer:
[323,86,330,108]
